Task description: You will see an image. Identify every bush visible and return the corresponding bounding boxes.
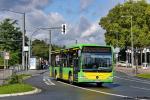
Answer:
[6,73,23,84]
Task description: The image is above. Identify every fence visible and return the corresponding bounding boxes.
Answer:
[0,64,23,85]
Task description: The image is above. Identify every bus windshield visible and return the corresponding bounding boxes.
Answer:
[82,53,112,72]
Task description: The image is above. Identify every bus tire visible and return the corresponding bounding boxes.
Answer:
[54,70,58,81]
[68,72,73,84]
[96,82,103,87]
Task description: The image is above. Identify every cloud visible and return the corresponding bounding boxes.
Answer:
[81,22,98,37]
[26,10,65,38]
[0,0,106,47]
[0,0,52,12]
[51,16,105,46]
[80,0,95,12]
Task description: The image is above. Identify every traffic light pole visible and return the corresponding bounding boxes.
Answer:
[22,13,25,70]
[40,24,66,66]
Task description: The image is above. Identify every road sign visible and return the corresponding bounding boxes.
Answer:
[4,52,9,60]
[24,46,29,51]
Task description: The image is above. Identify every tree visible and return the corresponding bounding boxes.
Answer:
[0,18,23,65]
[0,19,22,51]
[32,39,49,59]
[99,0,150,48]
[32,39,63,59]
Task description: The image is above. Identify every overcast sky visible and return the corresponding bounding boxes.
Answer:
[0,0,148,46]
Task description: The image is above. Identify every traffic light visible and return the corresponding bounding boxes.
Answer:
[61,24,66,34]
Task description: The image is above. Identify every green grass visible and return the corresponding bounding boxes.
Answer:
[0,84,34,94]
[137,74,150,79]
[18,74,31,80]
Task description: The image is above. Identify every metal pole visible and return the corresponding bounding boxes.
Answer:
[141,50,142,66]
[22,13,25,70]
[49,30,51,66]
[145,49,147,64]
[131,16,134,68]
[26,52,28,70]
[28,37,31,69]
[116,32,118,67]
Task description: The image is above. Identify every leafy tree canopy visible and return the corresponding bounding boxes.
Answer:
[32,39,63,59]
[99,0,150,48]
[0,18,22,51]
[0,18,23,66]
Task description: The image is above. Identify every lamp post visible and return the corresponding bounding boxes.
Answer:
[28,28,41,69]
[121,15,134,68]
[1,9,26,70]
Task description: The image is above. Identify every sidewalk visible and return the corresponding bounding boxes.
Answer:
[17,69,48,76]
[0,69,48,85]
[115,66,150,76]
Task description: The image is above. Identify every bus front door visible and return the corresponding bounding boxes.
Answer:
[59,66,63,79]
[73,58,79,82]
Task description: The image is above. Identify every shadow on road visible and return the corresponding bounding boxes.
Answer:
[57,79,120,89]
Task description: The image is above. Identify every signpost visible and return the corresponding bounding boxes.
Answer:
[4,52,9,69]
[23,46,29,70]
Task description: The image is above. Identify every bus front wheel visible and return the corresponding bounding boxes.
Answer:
[96,82,103,87]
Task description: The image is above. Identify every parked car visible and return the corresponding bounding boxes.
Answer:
[118,61,126,67]
[142,63,149,69]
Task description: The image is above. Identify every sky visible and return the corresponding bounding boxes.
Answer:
[0,0,148,46]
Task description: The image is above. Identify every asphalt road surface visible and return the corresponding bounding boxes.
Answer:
[1,71,150,100]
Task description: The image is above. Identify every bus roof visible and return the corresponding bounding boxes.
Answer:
[52,43,113,54]
[69,43,112,49]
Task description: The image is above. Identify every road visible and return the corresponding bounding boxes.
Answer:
[1,71,150,100]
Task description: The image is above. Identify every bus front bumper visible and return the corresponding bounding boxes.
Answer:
[77,76,113,83]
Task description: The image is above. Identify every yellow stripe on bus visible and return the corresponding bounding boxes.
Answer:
[63,73,68,80]
[84,72,112,80]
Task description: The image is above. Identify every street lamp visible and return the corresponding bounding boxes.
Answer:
[121,15,134,68]
[1,9,26,70]
[28,28,41,68]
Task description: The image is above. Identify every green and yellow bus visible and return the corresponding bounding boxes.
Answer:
[50,44,114,86]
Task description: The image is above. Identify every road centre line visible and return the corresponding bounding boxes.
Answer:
[57,81,129,98]
[130,86,150,91]
[115,76,150,85]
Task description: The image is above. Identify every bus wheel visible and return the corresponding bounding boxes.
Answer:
[96,82,103,87]
[68,74,73,84]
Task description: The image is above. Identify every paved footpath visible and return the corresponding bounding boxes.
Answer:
[17,69,48,76]
[0,69,48,85]
[115,66,150,76]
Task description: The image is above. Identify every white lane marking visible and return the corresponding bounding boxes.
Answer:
[43,77,55,86]
[115,76,150,85]
[47,79,55,85]
[57,81,129,98]
[130,86,150,91]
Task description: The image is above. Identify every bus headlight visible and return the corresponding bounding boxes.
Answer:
[79,76,87,79]
[108,76,113,80]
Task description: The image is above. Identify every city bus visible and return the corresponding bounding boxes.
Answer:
[49,44,114,86]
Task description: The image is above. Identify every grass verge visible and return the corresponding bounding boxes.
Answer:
[0,83,34,94]
[136,73,150,79]
[18,74,31,80]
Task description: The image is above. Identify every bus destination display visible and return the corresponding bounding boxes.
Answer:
[82,46,111,53]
